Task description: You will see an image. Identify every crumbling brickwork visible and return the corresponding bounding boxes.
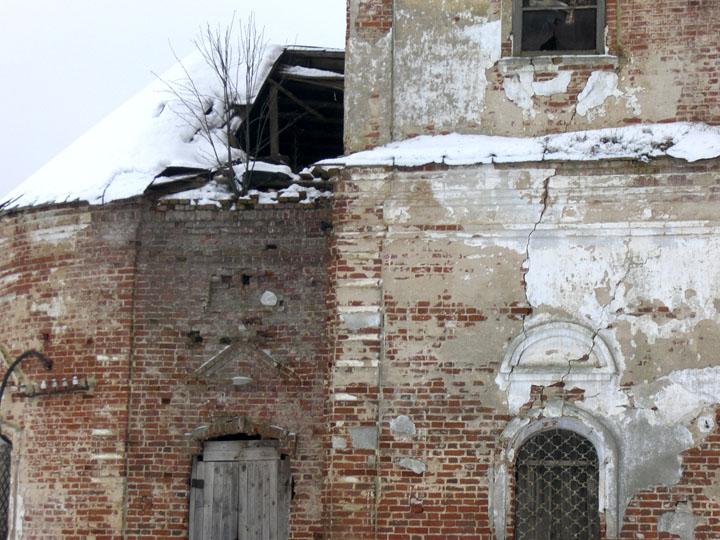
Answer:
[0,203,139,538]
[0,200,331,539]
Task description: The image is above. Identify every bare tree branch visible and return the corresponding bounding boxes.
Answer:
[156,14,270,197]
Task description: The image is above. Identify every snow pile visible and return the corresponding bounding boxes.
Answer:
[1,46,284,210]
[161,180,331,207]
[158,180,234,207]
[320,122,720,168]
[281,65,343,79]
[238,184,332,205]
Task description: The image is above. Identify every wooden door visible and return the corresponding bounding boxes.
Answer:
[189,441,291,540]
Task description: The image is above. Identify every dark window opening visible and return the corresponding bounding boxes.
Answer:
[515,429,599,540]
[515,0,604,55]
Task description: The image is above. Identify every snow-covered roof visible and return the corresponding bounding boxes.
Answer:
[1,45,287,210]
[320,123,720,168]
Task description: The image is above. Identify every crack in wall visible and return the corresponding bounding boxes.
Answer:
[570,235,659,384]
[520,174,552,339]
[506,173,554,395]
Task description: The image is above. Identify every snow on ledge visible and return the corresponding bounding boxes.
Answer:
[319,123,720,168]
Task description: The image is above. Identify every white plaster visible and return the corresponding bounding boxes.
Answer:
[697,415,715,433]
[14,491,23,540]
[390,415,416,439]
[334,393,358,401]
[340,311,382,331]
[393,14,501,132]
[91,429,114,437]
[398,457,426,475]
[503,69,536,117]
[93,453,123,460]
[576,71,623,119]
[28,223,89,245]
[260,290,278,306]
[331,436,347,449]
[503,68,571,117]
[532,71,572,96]
[657,503,700,540]
[497,321,619,413]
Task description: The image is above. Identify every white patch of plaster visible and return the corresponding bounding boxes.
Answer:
[334,393,358,401]
[28,223,89,245]
[340,311,381,332]
[398,457,426,475]
[657,503,700,540]
[503,69,536,118]
[339,476,361,483]
[576,71,623,120]
[624,86,643,116]
[96,354,124,363]
[91,429,114,437]
[14,492,23,539]
[504,69,572,117]
[260,290,278,306]
[331,436,347,449]
[93,453,123,460]
[697,415,715,433]
[533,71,572,96]
[393,14,501,131]
[390,415,416,439]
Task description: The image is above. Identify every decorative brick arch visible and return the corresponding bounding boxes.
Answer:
[492,402,620,539]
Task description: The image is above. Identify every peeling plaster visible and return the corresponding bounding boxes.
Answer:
[504,69,572,117]
[394,8,501,134]
[398,457,426,474]
[576,71,623,120]
[657,503,701,540]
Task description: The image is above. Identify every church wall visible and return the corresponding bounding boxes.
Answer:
[345,0,720,152]
[0,199,332,539]
[124,200,332,539]
[0,203,140,538]
[327,158,720,539]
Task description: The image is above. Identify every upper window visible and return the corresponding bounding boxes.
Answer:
[513,0,605,55]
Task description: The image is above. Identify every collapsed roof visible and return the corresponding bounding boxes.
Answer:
[1,45,344,211]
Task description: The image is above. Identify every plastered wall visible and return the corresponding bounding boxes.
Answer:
[345,0,720,152]
[327,157,720,539]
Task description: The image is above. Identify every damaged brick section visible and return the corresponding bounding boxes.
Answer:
[0,200,332,539]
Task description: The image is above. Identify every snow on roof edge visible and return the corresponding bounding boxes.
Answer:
[319,122,720,169]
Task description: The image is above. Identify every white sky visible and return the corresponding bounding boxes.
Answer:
[0,0,345,198]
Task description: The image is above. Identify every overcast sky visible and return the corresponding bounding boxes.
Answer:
[0,0,345,198]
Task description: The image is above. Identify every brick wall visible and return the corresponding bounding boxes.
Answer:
[0,203,139,538]
[346,0,720,148]
[0,199,332,539]
[327,159,720,540]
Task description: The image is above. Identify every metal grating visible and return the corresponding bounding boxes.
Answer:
[0,439,9,540]
[515,429,599,540]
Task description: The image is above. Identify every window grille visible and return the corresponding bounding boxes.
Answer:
[515,429,599,540]
[0,438,10,540]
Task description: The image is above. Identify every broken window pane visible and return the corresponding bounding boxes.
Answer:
[520,1,599,53]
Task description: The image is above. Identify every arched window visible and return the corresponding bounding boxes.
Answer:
[0,436,10,540]
[515,429,599,540]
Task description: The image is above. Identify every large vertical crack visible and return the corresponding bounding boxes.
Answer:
[520,174,553,338]
[506,173,554,391]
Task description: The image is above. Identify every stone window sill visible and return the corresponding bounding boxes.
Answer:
[498,55,618,75]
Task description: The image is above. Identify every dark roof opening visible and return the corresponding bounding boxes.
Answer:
[239,47,344,172]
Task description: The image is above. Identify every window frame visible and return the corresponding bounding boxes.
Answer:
[512,0,606,56]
